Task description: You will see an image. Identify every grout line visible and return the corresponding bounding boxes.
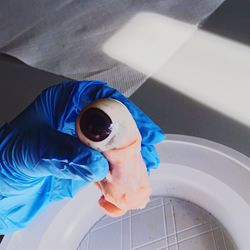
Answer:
[221,229,228,250]
[176,222,208,234]
[168,227,220,247]
[90,213,214,247]
[125,202,166,216]
[84,211,216,250]
[87,233,90,250]
[171,204,179,250]
[131,235,169,250]
[179,222,204,232]
[156,246,167,250]
[132,226,220,250]
[161,198,169,250]
[91,197,176,233]
[157,227,220,250]
[82,197,223,250]
[91,203,164,232]
[156,247,166,250]
[90,197,173,233]
[209,220,218,250]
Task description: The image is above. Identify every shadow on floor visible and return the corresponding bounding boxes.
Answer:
[200,0,250,46]
[130,78,250,157]
[0,53,69,126]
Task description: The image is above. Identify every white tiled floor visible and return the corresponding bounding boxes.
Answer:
[77,197,236,250]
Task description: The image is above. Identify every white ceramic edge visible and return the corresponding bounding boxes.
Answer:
[165,134,250,170]
[152,134,250,250]
[1,134,250,250]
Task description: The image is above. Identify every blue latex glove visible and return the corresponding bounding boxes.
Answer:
[0,81,164,233]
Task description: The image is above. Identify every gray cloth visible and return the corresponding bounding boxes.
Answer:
[0,0,224,96]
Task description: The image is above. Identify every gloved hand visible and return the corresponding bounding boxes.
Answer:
[0,80,164,233]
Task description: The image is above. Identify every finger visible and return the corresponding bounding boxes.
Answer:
[48,178,86,201]
[24,81,107,136]
[141,144,161,174]
[17,127,109,182]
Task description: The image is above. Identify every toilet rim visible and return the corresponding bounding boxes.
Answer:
[152,134,250,250]
[1,134,249,250]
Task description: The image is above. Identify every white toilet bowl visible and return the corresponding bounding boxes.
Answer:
[1,135,249,250]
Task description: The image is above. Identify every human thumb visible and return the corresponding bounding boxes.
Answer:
[3,125,109,183]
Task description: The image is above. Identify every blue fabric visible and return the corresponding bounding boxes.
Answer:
[0,81,165,233]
